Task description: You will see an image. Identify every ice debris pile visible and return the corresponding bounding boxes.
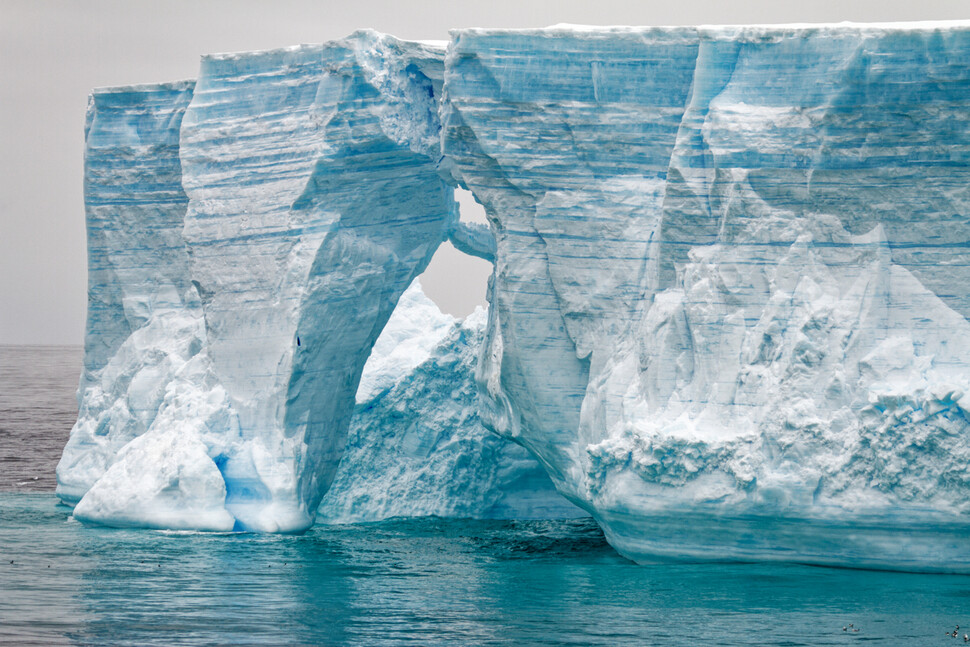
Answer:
[319,280,582,522]
[60,22,970,571]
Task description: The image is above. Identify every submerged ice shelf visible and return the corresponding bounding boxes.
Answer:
[60,22,970,571]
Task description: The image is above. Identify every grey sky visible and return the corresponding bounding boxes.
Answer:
[2,0,969,345]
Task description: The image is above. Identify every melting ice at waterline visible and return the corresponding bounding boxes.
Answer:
[58,22,970,572]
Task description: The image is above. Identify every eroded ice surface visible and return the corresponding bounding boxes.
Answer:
[60,32,460,532]
[319,280,582,522]
[443,23,970,570]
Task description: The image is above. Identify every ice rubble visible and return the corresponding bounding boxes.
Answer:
[319,280,582,522]
[60,22,970,570]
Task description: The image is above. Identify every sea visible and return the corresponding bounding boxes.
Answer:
[1,344,969,646]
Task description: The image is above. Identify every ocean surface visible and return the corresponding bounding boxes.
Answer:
[0,345,82,492]
[2,345,970,646]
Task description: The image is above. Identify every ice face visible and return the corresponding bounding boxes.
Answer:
[178,32,456,531]
[55,81,210,506]
[319,279,583,522]
[59,33,458,532]
[444,23,970,570]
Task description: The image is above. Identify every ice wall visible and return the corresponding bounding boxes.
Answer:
[56,81,211,505]
[443,23,970,570]
[59,33,459,531]
[177,32,455,530]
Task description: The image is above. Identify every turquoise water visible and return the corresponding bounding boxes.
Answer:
[2,494,969,646]
[2,346,969,645]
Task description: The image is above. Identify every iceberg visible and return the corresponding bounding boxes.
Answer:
[60,22,970,570]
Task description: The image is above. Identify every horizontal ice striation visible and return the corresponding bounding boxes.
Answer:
[319,280,583,522]
[442,24,700,503]
[444,23,970,571]
[57,81,242,529]
[178,31,457,531]
[55,81,219,507]
[60,23,970,567]
[59,33,460,532]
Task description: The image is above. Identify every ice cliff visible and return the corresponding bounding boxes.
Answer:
[443,23,970,571]
[59,33,462,531]
[60,22,970,571]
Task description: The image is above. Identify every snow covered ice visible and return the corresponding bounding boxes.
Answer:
[59,22,970,571]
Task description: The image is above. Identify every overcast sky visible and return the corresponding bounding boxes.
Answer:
[2,0,969,345]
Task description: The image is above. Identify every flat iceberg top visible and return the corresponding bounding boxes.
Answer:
[457,19,970,36]
[200,30,446,63]
[451,21,970,50]
[90,79,196,96]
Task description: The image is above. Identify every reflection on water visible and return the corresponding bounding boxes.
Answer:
[2,495,970,646]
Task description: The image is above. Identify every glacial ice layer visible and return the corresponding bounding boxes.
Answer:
[443,23,970,571]
[60,22,970,570]
[59,33,465,531]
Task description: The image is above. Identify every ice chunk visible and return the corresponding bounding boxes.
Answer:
[73,426,234,531]
[321,284,583,522]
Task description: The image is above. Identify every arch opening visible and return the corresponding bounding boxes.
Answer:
[419,188,492,318]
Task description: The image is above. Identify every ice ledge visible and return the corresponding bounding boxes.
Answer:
[599,508,970,573]
[448,221,496,262]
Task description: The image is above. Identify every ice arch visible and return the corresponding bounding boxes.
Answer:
[60,33,465,532]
